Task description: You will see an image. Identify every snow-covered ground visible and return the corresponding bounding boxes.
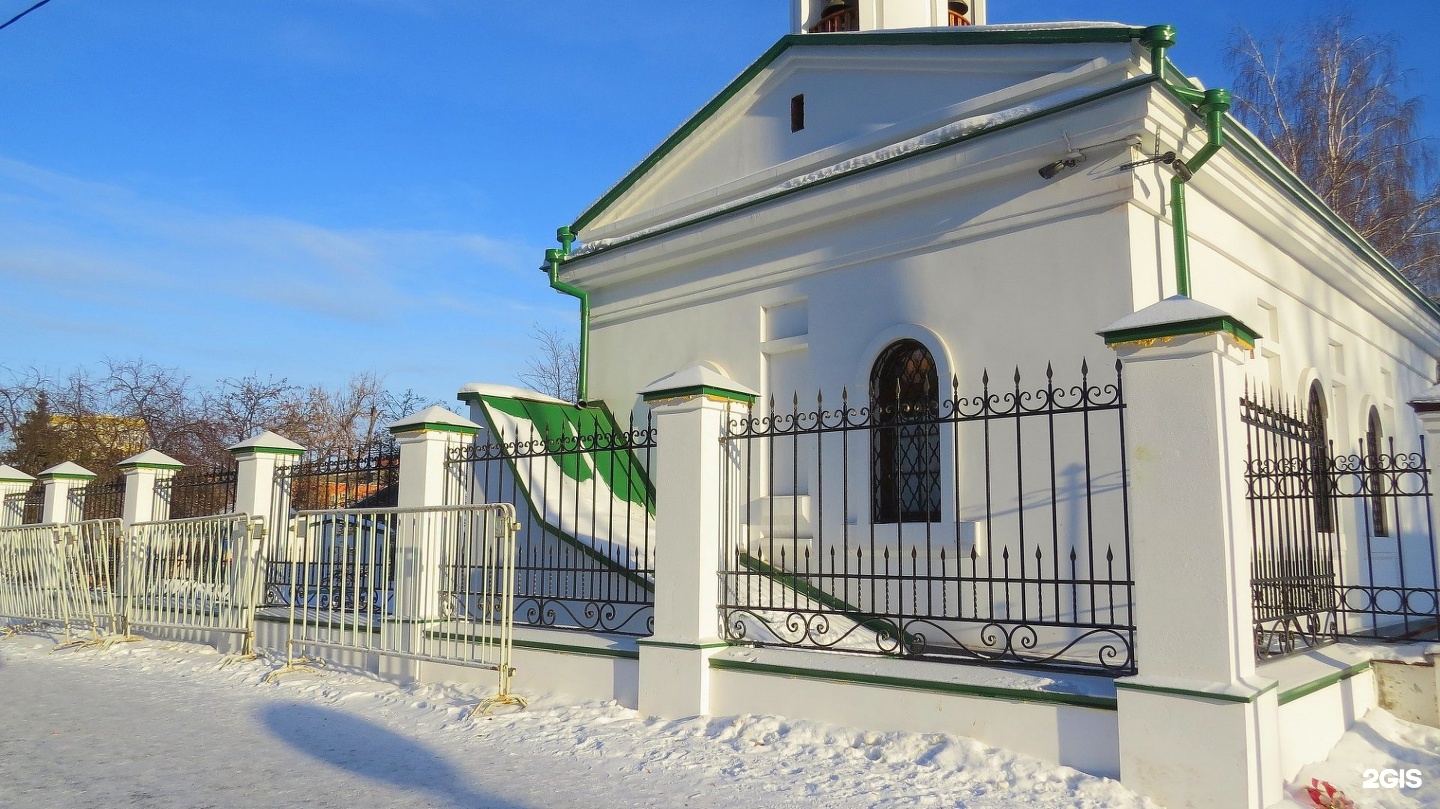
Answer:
[0,634,1433,808]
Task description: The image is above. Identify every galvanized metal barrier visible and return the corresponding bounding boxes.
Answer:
[0,519,128,649]
[127,514,266,656]
[270,504,524,713]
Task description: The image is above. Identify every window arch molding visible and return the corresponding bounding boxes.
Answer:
[850,325,956,526]
[852,325,955,402]
[1305,378,1335,533]
[1295,368,1328,427]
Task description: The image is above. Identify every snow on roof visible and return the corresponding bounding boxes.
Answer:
[573,79,1113,257]
[456,382,569,406]
[570,23,1145,234]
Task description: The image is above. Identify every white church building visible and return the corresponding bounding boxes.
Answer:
[513,2,1440,807]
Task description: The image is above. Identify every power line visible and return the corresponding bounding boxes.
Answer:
[0,0,56,33]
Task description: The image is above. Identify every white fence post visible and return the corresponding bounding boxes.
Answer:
[385,406,481,680]
[391,406,480,511]
[229,430,305,638]
[229,431,306,523]
[119,449,184,525]
[0,465,35,527]
[37,462,95,524]
[636,365,757,718]
[1099,299,1280,809]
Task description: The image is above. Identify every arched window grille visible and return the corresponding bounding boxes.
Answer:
[870,339,941,523]
[947,1,972,25]
[1366,407,1389,536]
[1308,382,1334,533]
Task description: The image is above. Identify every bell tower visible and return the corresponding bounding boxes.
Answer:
[792,0,987,34]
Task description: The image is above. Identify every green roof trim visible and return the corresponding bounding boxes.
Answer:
[570,27,1149,234]
[642,384,759,405]
[116,461,185,471]
[388,421,479,437]
[1100,315,1261,349]
[37,473,95,481]
[709,657,1118,711]
[229,445,306,457]
[1115,678,1277,705]
[1277,660,1371,706]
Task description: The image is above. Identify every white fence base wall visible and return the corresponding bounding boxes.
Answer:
[706,646,1121,779]
[126,624,252,656]
[1373,659,1438,726]
[423,631,640,707]
[1264,646,1382,781]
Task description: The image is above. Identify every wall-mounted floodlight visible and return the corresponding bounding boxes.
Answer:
[1120,150,1194,182]
[1038,151,1086,180]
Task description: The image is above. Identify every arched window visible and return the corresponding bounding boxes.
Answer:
[1308,382,1334,533]
[809,0,858,33]
[1366,407,1389,536]
[870,339,941,523]
[947,1,973,26]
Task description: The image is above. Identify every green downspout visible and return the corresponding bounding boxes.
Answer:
[543,226,589,404]
[1141,25,1231,298]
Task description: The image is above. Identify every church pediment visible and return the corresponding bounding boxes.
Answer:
[573,27,1148,245]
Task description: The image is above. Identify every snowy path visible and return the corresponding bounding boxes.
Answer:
[0,635,1153,809]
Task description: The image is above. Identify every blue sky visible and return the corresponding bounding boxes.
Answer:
[4,1,1439,405]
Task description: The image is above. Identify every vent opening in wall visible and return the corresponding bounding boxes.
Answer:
[791,94,805,133]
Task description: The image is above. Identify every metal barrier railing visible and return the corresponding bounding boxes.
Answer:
[127,514,266,657]
[0,520,127,648]
[269,504,524,713]
[0,523,65,636]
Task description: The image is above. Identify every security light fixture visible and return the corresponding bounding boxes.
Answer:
[1037,151,1085,180]
[1119,150,1194,182]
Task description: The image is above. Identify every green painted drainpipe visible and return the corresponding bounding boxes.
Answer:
[543,225,590,404]
[1141,25,1232,298]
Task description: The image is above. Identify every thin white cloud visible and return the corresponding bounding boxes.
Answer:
[0,156,564,403]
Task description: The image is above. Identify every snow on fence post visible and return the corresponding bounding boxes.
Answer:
[118,450,184,525]
[1099,299,1281,809]
[385,406,482,682]
[229,431,306,525]
[229,430,305,650]
[636,365,757,718]
[0,465,35,527]
[37,462,95,524]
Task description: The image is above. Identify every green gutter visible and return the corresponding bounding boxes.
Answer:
[1140,24,1230,298]
[543,226,589,404]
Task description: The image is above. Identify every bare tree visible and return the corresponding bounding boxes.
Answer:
[1229,17,1440,291]
[517,323,579,402]
[1,358,440,469]
[197,374,300,461]
[0,365,48,457]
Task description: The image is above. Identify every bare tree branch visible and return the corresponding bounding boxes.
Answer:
[1229,16,1440,293]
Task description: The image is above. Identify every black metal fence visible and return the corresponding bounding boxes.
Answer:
[720,361,1134,675]
[263,446,401,607]
[447,409,656,636]
[5,481,43,525]
[1244,386,1440,659]
[77,474,126,521]
[160,463,239,519]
